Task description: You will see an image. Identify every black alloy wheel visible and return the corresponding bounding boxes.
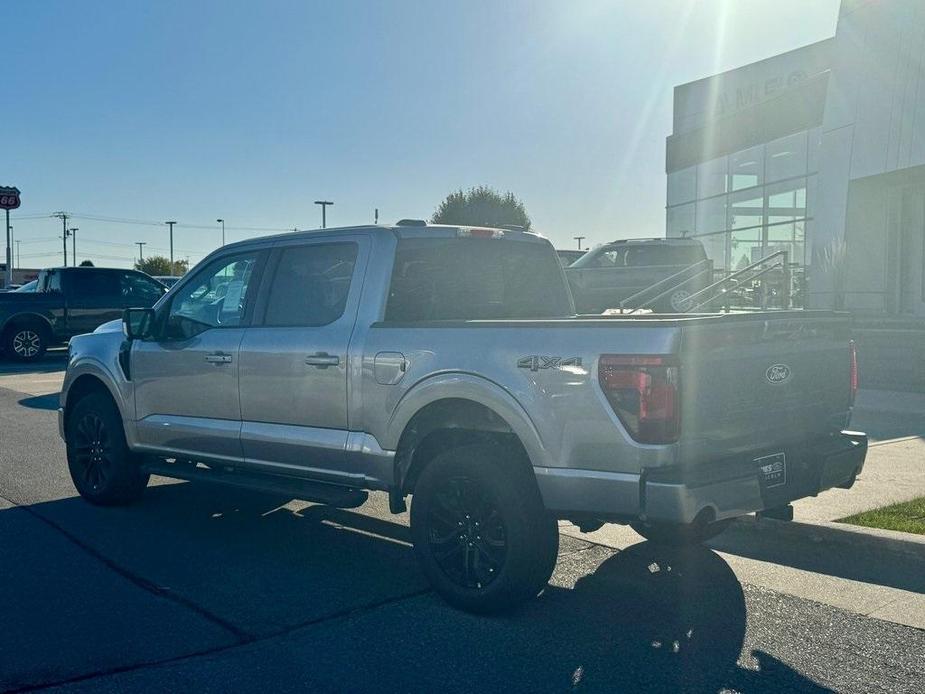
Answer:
[72,412,115,493]
[426,475,508,590]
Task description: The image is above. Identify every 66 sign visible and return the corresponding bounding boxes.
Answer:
[0,186,21,210]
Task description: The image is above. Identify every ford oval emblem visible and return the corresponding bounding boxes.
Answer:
[766,364,791,384]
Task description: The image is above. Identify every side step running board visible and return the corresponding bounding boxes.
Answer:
[141,459,369,509]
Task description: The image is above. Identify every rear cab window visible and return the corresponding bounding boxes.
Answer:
[385,237,572,321]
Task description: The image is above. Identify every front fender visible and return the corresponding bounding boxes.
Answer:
[383,371,552,469]
[61,336,137,444]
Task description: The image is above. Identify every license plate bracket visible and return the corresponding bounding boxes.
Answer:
[756,452,787,489]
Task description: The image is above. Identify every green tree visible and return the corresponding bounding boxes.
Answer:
[431,186,531,230]
[135,255,188,277]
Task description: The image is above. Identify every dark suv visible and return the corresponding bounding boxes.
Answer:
[0,267,166,360]
[566,238,710,313]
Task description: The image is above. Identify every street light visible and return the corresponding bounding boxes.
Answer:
[314,200,333,229]
[165,221,177,268]
[69,228,78,266]
[216,218,225,246]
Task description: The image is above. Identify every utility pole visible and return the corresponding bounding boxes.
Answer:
[135,242,146,262]
[165,221,176,269]
[53,212,69,266]
[374,208,379,225]
[573,236,586,250]
[314,200,333,229]
[69,228,78,266]
[216,218,225,246]
[7,225,12,270]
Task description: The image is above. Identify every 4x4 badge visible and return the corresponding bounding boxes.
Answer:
[518,356,582,372]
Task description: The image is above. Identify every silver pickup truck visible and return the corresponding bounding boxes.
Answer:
[59,223,867,613]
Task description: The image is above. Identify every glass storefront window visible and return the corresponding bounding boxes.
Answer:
[728,190,763,230]
[696,196,727,234]
[767,132,808,183]
[729,145,764,191]
[667,166,697,206]
[697,157,727,199]
[700,232,726,271]
[667,203,695,238]
[766,178,807,225]
[730,228,762,270]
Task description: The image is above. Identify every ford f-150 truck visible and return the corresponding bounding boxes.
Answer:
[59,223,867,613]
[0,267,165,361]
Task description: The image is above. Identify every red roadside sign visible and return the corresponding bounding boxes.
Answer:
[0,186,21,210]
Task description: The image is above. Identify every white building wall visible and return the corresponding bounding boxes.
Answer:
[811,0,925,308]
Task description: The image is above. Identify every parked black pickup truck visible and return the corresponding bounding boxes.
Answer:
[0,267,166,361]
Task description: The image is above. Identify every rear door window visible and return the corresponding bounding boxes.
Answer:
[65,270,121,300]
[262,242,359,326]
[385,238,572,321]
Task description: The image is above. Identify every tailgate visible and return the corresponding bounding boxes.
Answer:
[678,312,854,464]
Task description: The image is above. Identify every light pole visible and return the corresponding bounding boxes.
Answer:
[135,242,146,262]
[216,218,225,246]
[15,240,20,269]
[314,200,333,229]
[69,228,78,266]
[573,236,586,250]
[7,225,11,270]
[165,221,177,269]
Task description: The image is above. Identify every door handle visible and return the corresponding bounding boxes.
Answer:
[205,353,233,364]
[305,353,340,368]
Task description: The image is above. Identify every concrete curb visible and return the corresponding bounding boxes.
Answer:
[724,515,925,560]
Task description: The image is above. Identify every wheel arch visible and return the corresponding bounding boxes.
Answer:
[63,373,123,434]
[388,374,549,496]
[1,312,53,341]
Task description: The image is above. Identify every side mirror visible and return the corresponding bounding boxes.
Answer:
[123,307,156,340]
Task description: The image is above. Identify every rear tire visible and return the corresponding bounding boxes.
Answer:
[410,443,558,614]
[3,324,48,361]
[66,392,149,506]
[632,518,732,547]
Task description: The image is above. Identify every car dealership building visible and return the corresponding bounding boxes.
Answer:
[666,0,925,319]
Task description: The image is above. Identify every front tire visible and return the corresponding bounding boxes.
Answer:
[4,324,47,361]
[66,392,149,505]
[411,443,558,614]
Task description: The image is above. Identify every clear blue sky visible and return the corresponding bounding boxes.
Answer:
[4,0,840,269]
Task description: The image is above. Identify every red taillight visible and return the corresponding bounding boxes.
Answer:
[849,340,859,405]
[599,355,680,444]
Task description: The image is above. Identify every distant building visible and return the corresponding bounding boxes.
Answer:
[667,0,925,318]
[0,266,40,289]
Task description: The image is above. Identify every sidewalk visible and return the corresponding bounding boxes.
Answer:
[793,389,925,523]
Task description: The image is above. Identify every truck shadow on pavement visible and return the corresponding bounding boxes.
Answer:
[2,482,830,692]
[16,393,59,411]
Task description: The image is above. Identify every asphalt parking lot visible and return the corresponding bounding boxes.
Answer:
[1,354,924,693]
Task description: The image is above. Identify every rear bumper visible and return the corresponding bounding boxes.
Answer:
[535,431,868,525]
